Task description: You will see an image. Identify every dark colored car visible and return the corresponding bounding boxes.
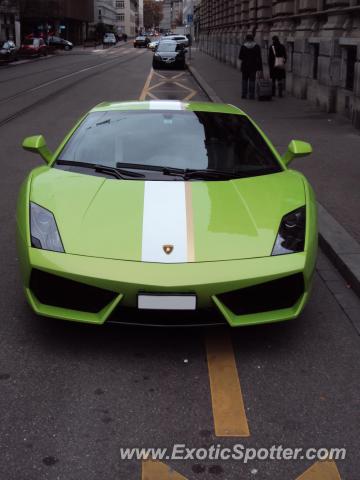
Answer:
[153,41,186,70]
[19,38,48,57]
[134,36,150,48]
[46,36,73,51]
[0,40,19,64]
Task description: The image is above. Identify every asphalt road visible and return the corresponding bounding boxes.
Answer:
[0,44,359,480]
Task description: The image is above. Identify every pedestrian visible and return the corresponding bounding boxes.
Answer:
[268,36,287,97]
[238,34,263,99]
[123,33,128,42]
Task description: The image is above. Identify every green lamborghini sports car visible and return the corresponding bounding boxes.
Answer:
[16,100,317,327]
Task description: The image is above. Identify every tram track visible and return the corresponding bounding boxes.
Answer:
[0,46,131,86]
[0,49,148,129]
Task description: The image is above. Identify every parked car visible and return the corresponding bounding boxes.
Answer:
[18,100,316,326]
[134,36,150,48]
[152,40,186,70]
[148,39,160,51]
[103,33,117,45]
[165,35,189,47]
[0,40,19,64]
[46,36,73,51]
[19,38,48,57]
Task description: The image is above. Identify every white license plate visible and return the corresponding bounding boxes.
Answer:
[138,294,196,310]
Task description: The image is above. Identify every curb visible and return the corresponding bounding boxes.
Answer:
[188,62,360,298]
[317,204,360,297]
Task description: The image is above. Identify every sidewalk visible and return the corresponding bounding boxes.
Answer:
[188,48,360,296]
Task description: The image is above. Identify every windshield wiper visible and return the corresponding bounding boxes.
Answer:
[116,162,165,172]
[116,163,238,179]
[161,167,240,180]
[56,160,145,179]
[163,167,280,180]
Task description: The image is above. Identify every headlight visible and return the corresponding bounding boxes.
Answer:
[154,53,160,57]
[30,202,64,253]
[272,206,306,255]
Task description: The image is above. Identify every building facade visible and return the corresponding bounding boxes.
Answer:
[20,0,94,43]
[138,0,143,32]
[95,0,117,30]
[171,0,183,26]
[159,0,172,31]
[183,0,199,25]
[197,0,360,128]
[94,0,138,37]
[0,0,20,44]
[159,0,184,31]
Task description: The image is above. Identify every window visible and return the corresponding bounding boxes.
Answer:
[116,13,125,21]
[116,1,124,8]
[312,43,319,79]
[346,46,357,91]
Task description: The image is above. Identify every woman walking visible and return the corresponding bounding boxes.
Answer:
[268,36,287,97]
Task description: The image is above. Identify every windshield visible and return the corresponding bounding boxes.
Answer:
[57,110,281,179]
[158,43,177,52]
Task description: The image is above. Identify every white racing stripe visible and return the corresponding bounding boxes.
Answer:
[149,100,183,110]
[142,182,188,263]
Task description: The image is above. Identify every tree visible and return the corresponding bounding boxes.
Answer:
[143,0,163,29]
[174,12,183,27]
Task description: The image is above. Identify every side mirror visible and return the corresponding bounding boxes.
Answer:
[282,140,312,166]
[22,135,53,164]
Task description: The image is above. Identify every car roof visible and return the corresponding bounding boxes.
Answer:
[90,101,246,116]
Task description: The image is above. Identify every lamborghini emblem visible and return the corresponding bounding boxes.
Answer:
[163,244,174,255]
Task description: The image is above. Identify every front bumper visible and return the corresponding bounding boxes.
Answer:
[19,246,316,327]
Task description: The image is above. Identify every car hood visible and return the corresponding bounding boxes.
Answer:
[157,51,178,57]
[30,168,305,263]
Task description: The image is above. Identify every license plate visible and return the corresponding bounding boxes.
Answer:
[138,294,196,310]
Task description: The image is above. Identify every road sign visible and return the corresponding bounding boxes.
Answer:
[187,14,193,24]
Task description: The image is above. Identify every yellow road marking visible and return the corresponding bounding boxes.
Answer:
[173,81,195,93]
[153,70,166,79]
[140,67,198,102]
[142,460,187,480]
[206,332,250,437]
[139,68,154,100]
[171,72,186,80]
[185,183,195,262]
[183,90,197,101]
[295,460,341,480]
[147,81,166,92]
[146,91,159,100]
[141,460,342,480]
[173,81,197,101]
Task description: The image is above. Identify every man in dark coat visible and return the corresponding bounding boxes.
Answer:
[238,34,263,99]
[268,36,287,97]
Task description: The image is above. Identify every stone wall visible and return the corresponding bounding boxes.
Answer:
[196,0,360,128]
